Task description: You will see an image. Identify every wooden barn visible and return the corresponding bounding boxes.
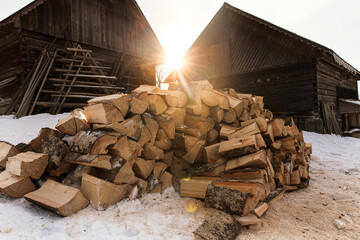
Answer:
[0,0,165,116]
[178,3,360,133]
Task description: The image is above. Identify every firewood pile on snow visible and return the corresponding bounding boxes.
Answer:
[0,80,312,239]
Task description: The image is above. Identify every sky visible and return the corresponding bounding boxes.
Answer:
[0,0,359,70]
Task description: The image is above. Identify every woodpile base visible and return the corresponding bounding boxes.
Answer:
[0,81,311,239]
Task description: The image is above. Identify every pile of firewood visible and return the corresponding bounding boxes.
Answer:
[0,80,311,238]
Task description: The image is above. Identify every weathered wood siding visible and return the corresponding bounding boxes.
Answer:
[316,59,358,115]
[0,29,23,97]
[18,0,162,59]
[209,62,317,117]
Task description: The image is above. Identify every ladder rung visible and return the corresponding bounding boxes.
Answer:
[51,94,97,99]
[53,84,125,90]
[63,74,117,80]
[65,65,112,69]
[48,78,108,86]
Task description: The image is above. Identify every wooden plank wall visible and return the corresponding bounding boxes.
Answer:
[316,59,358,115]
[0,29,22,98]
[20,0,162,60]
[209,61,317,117]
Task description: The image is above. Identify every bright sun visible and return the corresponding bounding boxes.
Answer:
[166,55,184,70]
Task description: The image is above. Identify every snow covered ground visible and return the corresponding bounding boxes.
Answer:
[0,114,359,239]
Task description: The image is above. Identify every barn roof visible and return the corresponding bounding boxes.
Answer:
[0,0,165,58]
[186,2,359,76]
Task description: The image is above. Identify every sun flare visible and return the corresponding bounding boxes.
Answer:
[166,55,184,70]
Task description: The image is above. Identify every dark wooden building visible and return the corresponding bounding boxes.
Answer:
[180,3,360,133]
[0,0,165,115]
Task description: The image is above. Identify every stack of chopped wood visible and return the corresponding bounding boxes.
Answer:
[0,80,311,233]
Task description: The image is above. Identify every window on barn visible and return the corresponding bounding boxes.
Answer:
[336,86,358,100]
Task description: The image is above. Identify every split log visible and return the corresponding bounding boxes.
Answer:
[55,109,90,135]
[155,114,175,139]
[202,143,221,164]
[235,213,262,226]
[210,107,224,122]
[88,93,129,117]
[109,135,142,162]
[284,172,291,185]
[306,143,312,155]
[185,115,215,137]
[268,119,285,138]
[250,103,262,118]
[240,117,267,132]
[270,140,282,152]
[194,210,241,240]
[0,142,19,168]
[255,134,266,149]
[7,152,48,179]
[129,92,149,115]
[142,113,159,143]
[228,122,260,140]
[187,103,210,118]
[274,171,285,186]
[212,181,267,201]
[71,131,118,155]
[175,124,202,138]
[192,159,226,177]
[223,109,237,124]
[155,129,172,150]
[24,179,89,216]
[228,96,244,117]
[205,184,256,216]
[113,161,138,185]
[220,125,238,139]
[182,139,205,164]
[133,158,155,180]
[239,108,251,121]
[262,124,274,147]
[290,169,301,185]
[219,135,259,159]
[153,162,168,180]
[148,94,167,115]
[264,187,287,204]
[174,133,199,153]
[227,88,238,98]
[65,153,112,170]
[207,129,219,143]
[164,107,186,125]
[161,151,174,167]
[142,143,164,160]
[114,115,143,140]
[220,169,268,184]
[159,171,173,192]
[0,170,36,198]
[38,135,69,172]
[133,84,159,93]
[138,126,152,146]
[180,178,211,199]
[252,202,268,217]
[157,90,187,107]
[94,157,124,182]
[63,165,95,189]
[226,150,267,171]
[280,137,297,154]
[263,109,273,120]
[81,173,131,210]
[201,90,230,110]
[84,102,123,124]
[28,128,62,152]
